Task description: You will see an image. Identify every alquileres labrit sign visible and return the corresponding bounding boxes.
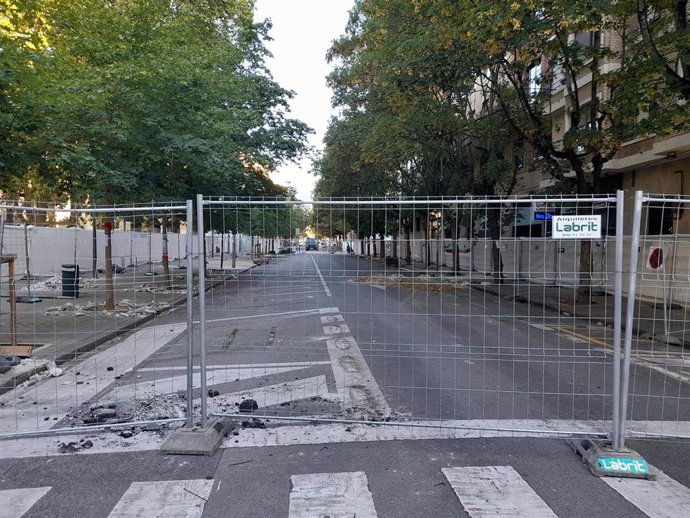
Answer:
[552,215,602,239]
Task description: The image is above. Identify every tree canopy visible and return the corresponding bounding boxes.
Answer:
[0,0,311,202]
[316,0,690,199]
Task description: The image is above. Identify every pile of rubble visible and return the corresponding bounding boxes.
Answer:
[354,274,470,293]
[45,299,171,317]
[19,274,97,293]
[124,282,187,294]
[68,394,188,427]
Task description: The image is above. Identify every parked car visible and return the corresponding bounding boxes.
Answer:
[305,238,318,251]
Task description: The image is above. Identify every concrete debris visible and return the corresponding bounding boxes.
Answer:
[20,274,97,293]
[238,399,258,413]
[70,393,187,425]
[0,355,20,374]
[354,274,470,293]
[241,418,266,429]
[58,439,93,454]
[47,362,63,377]
[45,299,171,317]
[125,283,188,294]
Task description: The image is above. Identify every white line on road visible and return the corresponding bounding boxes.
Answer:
[198,307,339,324]
[311,255,332,296]
[289,472,378,518]
[326,334,391,419]
[602,468,690,518]
[442,466,557,517]
[0,487,51,518]
[107,479,213,518]
[103,364,328,403]
[137,361,331,373]
[0,323,187,434]
[323,323,351,335]
[204,375,333,412]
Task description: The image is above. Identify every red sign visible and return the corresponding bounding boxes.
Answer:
[648,247,664,270]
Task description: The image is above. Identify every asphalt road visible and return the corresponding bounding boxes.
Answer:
[3,250,690,517]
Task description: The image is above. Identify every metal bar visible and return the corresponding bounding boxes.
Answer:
[208,413,609,437]
[199,197,619,207]
[0,418,187,440]
[185,200,194,428]
[611,190,624,449]
[8,256,17,347]
[619,190,644,448]
[196,194,208,428]
[0,204,186,213]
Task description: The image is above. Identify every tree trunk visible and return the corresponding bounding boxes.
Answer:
[162,217,171,289]
[488,207,503,284]
[104,219,115,310]
[577,240,592,303]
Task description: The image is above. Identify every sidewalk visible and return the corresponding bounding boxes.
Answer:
[0,257,256,393]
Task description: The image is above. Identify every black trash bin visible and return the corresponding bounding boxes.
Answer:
[61,264,80,298]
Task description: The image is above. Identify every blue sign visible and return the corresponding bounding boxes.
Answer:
[598,458,650,475]
[534,212,554,221]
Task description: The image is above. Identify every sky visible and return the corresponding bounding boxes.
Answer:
[254,0,354,200]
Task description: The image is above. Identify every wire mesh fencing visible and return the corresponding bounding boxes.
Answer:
[0,201,195,438]
[4,192,689,443]
[619,193,690,442]
[195,194,637,438]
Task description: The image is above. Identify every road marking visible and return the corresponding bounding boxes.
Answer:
[107,479,213,518]
[200,307,333,324]
[289,471,378,518]
[321,315,344,324]
[323,323,351,335]
[602,468,690,518]
[442,466,557,517]
[326,334,391,419]
[0,323,187,434]
[556,327,690,384]
[0,487,51,518]
[137,361,332,373]
[205,375,332,412]
[311,255,332,296]
[103,364,325,403]
[529,323,551,331]
[558,326,607,346]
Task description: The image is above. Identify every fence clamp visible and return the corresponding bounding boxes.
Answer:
[568,438,656,480]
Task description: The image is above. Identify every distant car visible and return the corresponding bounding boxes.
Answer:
[278,246,295,254]
[305,238,318,251]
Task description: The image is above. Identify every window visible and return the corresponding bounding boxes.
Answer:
[528,62,542,97]
[574,31,600,48]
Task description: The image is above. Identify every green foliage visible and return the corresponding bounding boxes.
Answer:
[320,0,689,198]
[0,0,311,202]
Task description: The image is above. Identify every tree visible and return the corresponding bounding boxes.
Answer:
[0,0,311,202]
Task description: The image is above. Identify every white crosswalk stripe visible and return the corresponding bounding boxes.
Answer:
[6,464,690,517]
[289,471,378,518]
[107,479,213,518]
[442,466,558,517]
[602,468,690,518]
[0,487,51,518]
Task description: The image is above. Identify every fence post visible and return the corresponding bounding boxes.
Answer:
[185,199,195,428]
[611,190,624,449]
[196,194,208,428]
[619,190,644,448]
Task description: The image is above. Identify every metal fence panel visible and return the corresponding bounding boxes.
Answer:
[621,194,690,442]
[195,195,635,438]
[0,201,194,438]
